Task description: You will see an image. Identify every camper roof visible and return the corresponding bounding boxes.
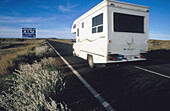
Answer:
[107,0,149,9]
[74,0,149,23]
[71,0,149,34]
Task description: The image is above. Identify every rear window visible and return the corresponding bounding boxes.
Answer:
[114,12,144,33]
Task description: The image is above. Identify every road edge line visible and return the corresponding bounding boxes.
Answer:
[47,41,115,111]
[135,66,170,79]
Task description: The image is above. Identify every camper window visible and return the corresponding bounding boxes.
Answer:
[98,26,103,32]
[82,22,84,28]
[92,28,96,33]
[114,12,144,33]
[77,28,79,37]
[92,13,103,27]
[92,13,103,33]
[73,24,76,29]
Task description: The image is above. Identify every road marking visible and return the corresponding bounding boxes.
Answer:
[47,41,115,111]
[135,66,170,79]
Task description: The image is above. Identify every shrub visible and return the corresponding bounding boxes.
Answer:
[0,58,69,111]
[35,45,49,57]
[41,57,57,71]
[49,48,55,54]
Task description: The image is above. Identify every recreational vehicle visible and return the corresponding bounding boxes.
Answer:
[71,0,149,68]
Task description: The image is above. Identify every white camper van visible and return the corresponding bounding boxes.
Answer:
[71,0,149,68]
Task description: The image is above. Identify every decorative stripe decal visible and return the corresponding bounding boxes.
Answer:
[80,50,105,57]
[80,36,105,43]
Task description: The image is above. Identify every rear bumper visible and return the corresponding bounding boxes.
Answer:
[106,54,147,64]
[106,58,146,64]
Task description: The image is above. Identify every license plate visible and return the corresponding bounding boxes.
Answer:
[125,55,133,60]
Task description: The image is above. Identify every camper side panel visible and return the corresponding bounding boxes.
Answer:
[76,4,108,63]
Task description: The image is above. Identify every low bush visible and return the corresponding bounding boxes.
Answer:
[35,45,49,57]
[0,58,69,111]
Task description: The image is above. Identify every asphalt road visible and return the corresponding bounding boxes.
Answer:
[48,40,170,111]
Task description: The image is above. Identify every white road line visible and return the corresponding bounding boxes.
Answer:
[47,41,115,111]
[135,66,170,79]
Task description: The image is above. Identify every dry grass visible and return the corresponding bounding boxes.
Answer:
[148,39,170,51]
[0,39,44,75]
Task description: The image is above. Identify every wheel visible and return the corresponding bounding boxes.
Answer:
[88,55,94,68]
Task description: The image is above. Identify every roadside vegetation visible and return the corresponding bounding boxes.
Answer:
[148,39,170,51]
[0,38,44,93]
[0,58,68,111]
[0,38,44,75]
[0,38,69,111]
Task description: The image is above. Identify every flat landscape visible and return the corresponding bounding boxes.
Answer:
[1,38,170,111]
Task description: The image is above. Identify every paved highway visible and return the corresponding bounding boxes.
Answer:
[48,40,170,111]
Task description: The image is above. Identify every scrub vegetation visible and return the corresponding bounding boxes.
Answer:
[148,39,170,51]
[0,58,68,111]
[35,45,49,57]
[0,38,44,93]
[0,38,44,75]
[0,38,69,111]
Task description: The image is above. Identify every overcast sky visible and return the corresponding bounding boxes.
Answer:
[0,0,170,40]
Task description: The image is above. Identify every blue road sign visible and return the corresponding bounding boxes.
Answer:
[22,28,36,38]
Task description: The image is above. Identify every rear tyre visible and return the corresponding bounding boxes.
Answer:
[88,55,94,68]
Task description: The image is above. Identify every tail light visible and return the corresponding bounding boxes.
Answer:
[140,53,147,58]
[108,57,118,61]
[108,54,124,61]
